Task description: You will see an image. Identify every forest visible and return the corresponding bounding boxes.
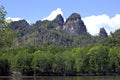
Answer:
[1,46,120,76]
[0,5,120,76]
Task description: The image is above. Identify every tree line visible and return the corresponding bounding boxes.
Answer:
[0,46,120,76]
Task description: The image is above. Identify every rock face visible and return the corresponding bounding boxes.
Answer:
[34,20,42,26]
[11,13,87,36]
[99,28,108,38]
[63,13,87,36]
[11,13,108,47]
[52,14,64,30]
[11,20,29,30]
[34,14,64,30]
[35,20,50,26]
[11,20,30,37]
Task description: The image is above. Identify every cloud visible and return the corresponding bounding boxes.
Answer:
[42,8,63,21]
[6,17,22,21]
[82,14,120,35]
[6,17,22,22]
[6,17,30,23]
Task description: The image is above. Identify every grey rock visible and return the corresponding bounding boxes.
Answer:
[52,14,64,30]
[99,27,108,38]
[11,19,29,30]
[34,20,42,26]
[63,13,87,36]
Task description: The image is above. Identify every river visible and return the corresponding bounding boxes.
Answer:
[1,76,120,80]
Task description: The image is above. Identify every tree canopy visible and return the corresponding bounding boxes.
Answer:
[0,5,7,30]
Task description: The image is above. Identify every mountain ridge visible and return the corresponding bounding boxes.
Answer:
[11,13,108,47]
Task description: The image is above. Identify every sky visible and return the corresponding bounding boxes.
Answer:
[0,0,120,35]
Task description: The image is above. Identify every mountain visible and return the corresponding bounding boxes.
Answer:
[11,13,108,47]
[64,13,87,36]
[51,13,87,36]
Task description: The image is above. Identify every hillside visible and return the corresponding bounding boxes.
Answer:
[11,13,108,48]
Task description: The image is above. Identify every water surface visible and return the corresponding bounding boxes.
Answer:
[1,76,120,80]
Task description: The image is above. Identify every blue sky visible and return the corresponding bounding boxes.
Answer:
[1,0,120,35]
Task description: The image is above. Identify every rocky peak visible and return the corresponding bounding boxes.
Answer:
[11,19,29,30]
[36,20,50,26]
[65,13,81,23]
[34,20,42,26]
[63,13,87,36]
[99,27,108,38]
[52,14,64,29]
[53,14,64,25]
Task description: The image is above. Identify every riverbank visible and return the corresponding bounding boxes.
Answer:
[1,76,120,80]
[10,72,120,76]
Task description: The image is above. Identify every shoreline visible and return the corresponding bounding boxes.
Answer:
[9,72,120,77]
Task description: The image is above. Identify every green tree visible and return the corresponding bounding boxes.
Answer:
[0,24,17,49]
[62,51,74,75]
[71,47,88,73]
[88,46,109,73]
[51,52,64,74]
[0,5,7,30]
[0,55,10,76]
[12,49,33,75]
[0,5,17,49]
[32,50,53,75]
[108,47,120,73]
[101,29,120,47]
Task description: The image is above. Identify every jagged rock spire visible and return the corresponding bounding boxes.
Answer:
[53,14,64,25]
[63,13,87,36]
[52,14,64,30]
[99,27,108,38]
[11,19,29,30]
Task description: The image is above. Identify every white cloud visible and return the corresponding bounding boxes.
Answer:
[82,14,120,35]
[6,17,30,23]
[6,17,22,22]
[42,8,63,21]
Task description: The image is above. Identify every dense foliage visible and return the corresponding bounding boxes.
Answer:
[0,46,120,76]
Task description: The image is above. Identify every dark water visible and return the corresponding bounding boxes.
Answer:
[1,76,120,80]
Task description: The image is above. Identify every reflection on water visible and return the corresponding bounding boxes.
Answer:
[1,76,120,80]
